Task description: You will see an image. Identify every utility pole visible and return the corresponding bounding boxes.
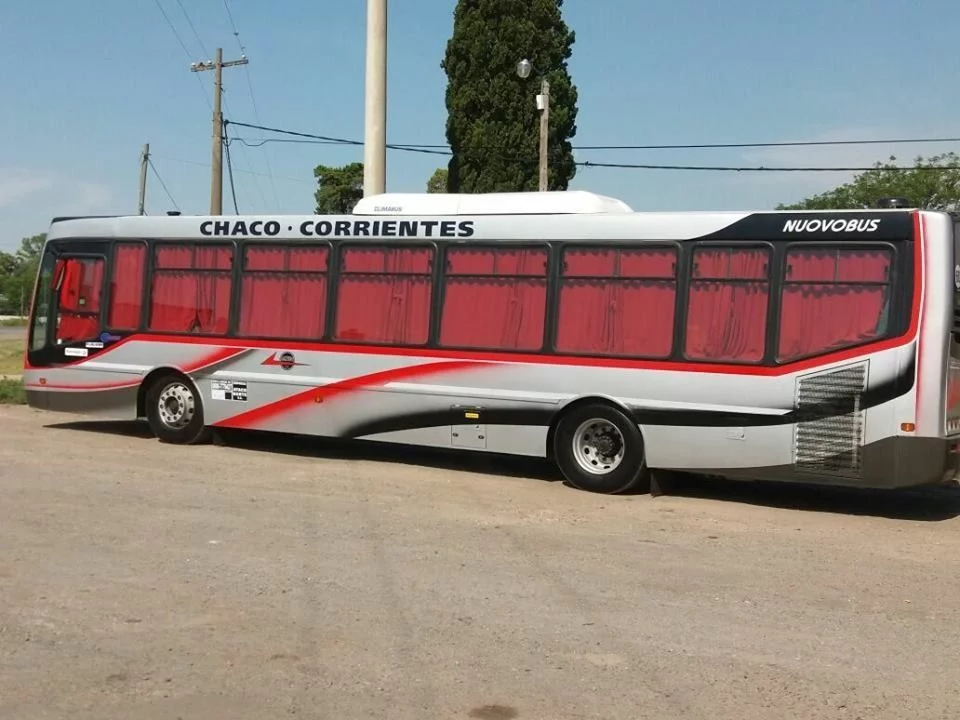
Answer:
[537,79,550,192]
[191,48,248,214]
[138,143,149,215]
[363,0,387,197]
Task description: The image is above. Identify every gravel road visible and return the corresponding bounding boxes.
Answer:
[2,405,959,720]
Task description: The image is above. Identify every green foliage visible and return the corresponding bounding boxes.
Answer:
[442,0,578,193]
[0,234,45,316]
[0,378,26,405]
[427,168,448,193]
[778,153,960,210]
[314,163,364,214]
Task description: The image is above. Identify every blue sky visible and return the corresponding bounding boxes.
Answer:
[2,0,960,249]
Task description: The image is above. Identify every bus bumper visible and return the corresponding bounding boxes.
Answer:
[873,435,960,488]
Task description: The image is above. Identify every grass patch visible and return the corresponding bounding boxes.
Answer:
[0,378,25,404]
[0,317,27,327]
[0,339,24,376]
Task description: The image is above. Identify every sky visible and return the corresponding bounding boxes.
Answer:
[2,0,960,250]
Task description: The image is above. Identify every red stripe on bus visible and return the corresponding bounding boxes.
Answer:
[24,347,247,391]
[119,331,915,378]
[914,212,926,419]
[214,359,483,430]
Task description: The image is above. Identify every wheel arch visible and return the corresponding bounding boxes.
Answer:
[136,366,203,419]
[545,394,641,461]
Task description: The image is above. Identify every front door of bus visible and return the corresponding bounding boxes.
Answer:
[28,240,111,368]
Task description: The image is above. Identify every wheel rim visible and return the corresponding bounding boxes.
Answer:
[156,382,195,430]
[571,418,626,475]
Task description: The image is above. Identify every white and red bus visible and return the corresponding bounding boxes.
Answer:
[22,191,960,494]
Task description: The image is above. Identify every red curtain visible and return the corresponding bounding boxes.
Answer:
[686,283,769,362]
[685,248,770,362]
[239,246,328,338]
[555,247,677,357]
[440,247,548,350]
[57,258,104,343]
[148,244,233,334]
[786,247,891,282]
[556,280,675,357]
[778,285,887,361]
[334,247,433,344]
[778,248,891,361]
[108,242,146,330]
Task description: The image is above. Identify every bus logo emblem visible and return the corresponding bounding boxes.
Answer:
[262,351,303,370]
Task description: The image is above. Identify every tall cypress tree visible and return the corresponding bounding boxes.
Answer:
[441,0,578,193]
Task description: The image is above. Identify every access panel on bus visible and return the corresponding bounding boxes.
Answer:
[27,239,113,368]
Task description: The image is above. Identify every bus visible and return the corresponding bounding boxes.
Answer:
[21,191,960,495]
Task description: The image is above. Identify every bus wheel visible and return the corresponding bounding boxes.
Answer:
[145,374,211,445]
[553,403,649,494]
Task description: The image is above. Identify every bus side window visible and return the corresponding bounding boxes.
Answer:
[778,247,892,362]
[56,257,105,344]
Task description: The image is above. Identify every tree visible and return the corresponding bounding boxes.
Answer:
[426,168,448,193]
[778,153,960,210]
[0,234,45,315]
[314,162,364,214]
[442,0,578,193]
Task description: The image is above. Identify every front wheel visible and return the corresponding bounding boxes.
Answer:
[145,374,211,445]
[553,403,649,494]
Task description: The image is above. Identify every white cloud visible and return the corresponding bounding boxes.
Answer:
[0,169,56,208]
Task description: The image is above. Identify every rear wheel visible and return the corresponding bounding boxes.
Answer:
[553,403,649,494]
[145,374,211,445]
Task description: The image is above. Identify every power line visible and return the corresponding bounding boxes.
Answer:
[577,160,960,172]
[227,121,960,153]
[174,0,209,57]
[146,158,180,211]
[152,153,315,185]
[152,0,212,111]
[226,121,960,172]
[221,0,281,211]
[223,121,240,213]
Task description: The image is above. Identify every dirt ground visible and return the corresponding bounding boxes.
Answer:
[2,405,960,720]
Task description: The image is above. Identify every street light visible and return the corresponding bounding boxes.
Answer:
[516,58,550,192]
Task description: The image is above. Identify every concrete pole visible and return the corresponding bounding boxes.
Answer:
[363,0,387,197]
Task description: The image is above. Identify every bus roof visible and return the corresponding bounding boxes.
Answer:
[351,190,634,216]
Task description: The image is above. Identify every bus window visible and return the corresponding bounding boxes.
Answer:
[148,243,233,335]
[439,246,548,351]
[334,245,433,345]
[239,244,329,340]
[684,246,770,363]
[28,250,56,352]
[55,256,105,344]
[107,242,147,331]
[555,246,677,358]
[778,247,892,362]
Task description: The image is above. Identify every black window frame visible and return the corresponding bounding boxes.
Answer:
[550,241,681,360]
[329,241,438,348]
[236,241,333,342]
[680,241,775,365]
[773,240,901,365]
[145,239,236,337]
[437,241,552,354]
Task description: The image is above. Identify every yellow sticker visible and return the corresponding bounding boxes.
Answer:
[464,411,480,420]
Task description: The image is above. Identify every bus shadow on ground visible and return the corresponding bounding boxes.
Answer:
[45,419,960,521]
[662,473,960,522]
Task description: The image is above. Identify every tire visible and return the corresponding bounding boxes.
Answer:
[145,374,212,445]
[553,403,649,494]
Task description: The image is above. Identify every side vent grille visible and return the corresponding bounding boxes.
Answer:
[794,362,867,478]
